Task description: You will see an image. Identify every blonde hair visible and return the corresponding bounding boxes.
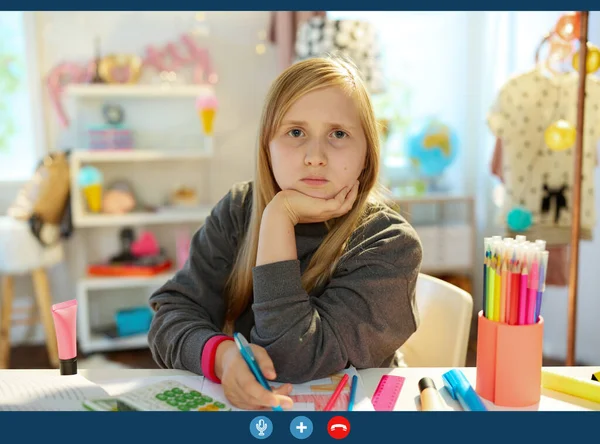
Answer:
[223,56,387,333]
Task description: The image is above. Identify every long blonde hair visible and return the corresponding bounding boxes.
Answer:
[223,56,386,333]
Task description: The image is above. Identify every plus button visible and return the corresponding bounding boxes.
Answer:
[296,422,307,434]
[290,416,313,439]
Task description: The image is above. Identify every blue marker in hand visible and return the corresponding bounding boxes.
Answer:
[233,332,283,411]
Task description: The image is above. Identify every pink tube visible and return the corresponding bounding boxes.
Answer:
[51,299,78,375]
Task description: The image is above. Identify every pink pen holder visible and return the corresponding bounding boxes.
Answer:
[475,311,543,407]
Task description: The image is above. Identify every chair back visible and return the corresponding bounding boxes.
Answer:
[399,273,473,367]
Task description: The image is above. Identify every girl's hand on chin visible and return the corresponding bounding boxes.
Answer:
[270,180,359,225]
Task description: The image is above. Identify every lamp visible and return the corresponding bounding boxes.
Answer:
[294,17,385,94]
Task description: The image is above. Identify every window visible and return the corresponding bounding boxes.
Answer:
[327,12,470,159]
[326,12,567,193]
[0,12,43,182]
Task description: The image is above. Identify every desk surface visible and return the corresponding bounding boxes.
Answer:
[3,366,599,411]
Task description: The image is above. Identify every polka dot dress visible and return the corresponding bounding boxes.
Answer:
[487,69,600,236]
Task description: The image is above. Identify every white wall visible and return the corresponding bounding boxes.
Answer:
[2,11,279,345]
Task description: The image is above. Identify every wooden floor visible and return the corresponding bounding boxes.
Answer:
[6,339,569,369]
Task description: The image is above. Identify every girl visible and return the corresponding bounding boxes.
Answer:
[148,57,422,410]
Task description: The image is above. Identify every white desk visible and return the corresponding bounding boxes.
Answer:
[2,366,599,411]
[358,366,600,411]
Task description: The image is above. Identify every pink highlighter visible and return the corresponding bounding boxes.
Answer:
[51,299,78,375]
[518,266,528,326]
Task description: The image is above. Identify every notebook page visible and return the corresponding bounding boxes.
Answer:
[0,373,109,411]
[94,367,374,412]
[94,375,206,398]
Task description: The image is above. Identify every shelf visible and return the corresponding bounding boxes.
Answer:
[74,206,212,227]
[80,272,175,291]
[66,83,214,98]
[390,193,474,204]
[86,333,149,353]
[72,149,213,163]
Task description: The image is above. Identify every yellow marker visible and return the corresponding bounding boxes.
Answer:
[488,267,496,320]
[494,266,501,322]
[542,371,600,404]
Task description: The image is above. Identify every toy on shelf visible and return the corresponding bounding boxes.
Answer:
[78,165,103,213]
[88,104,134,151]
[131,231,160,257]
[169,185,199,208]
[114,306,154,337]
[195,93,218,136]
[94,305,154,340]
[102,180,136,215]
[87,228,172,277]
[98,54,143,84]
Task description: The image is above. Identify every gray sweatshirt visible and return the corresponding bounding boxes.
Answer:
[148,181,422,383]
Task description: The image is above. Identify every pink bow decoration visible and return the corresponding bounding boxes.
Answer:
[143,45,167,72]
[142,33,216,84]
[180,33,216,84]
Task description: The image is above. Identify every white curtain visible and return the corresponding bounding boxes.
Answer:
[0,12,44,182]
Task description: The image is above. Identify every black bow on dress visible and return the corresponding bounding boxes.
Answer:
[541,184,568,224]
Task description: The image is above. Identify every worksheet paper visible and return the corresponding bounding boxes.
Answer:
[0,367,373,412]
[0,373,109,411]
[265,366,375,412]
[89,366,374,412]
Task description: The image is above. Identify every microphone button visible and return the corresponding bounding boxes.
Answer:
[250,415,273,439]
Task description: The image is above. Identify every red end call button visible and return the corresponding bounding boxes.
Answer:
[327,416,350,440]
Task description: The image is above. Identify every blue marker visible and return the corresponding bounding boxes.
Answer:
[233,332,283,411]
[347,375,358,411]
[442,369,487,411]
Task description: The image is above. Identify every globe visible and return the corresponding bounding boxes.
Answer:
[406,119,459,178]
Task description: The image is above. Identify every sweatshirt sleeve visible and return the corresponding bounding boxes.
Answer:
[147,183,249,374]
[250,215,422,383]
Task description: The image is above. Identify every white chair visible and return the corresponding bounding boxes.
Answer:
[0,216,63,369]
[399,273,473,367]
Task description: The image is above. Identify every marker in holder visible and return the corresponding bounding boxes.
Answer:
[475,311,544,407]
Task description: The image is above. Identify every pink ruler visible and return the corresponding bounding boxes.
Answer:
[371,375,405,411]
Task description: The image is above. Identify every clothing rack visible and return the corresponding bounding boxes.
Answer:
[516,12,589,365]
[567,11,589,366]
